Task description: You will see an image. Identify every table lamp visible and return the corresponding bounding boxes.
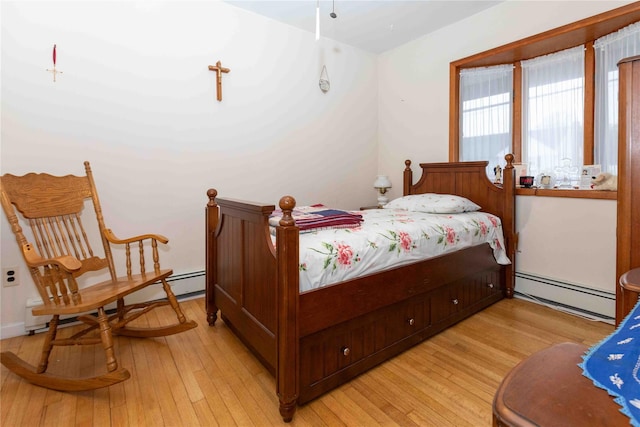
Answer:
[373,175,392,207]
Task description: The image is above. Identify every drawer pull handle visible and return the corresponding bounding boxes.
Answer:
[488,283,494,289]
[452,298,459,305]
[341,347,350,356]
[408,318,415,326]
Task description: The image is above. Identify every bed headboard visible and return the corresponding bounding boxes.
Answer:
[402,154,515,221]
[403,154,516,297]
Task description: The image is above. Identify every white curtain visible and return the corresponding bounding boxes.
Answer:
[521,46,585,178]
[459,64,513,177]
[594,22,640,175]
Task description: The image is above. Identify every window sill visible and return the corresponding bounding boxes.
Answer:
[515,187,617,200]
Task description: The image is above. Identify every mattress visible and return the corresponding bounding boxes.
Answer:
[273,208,510,293]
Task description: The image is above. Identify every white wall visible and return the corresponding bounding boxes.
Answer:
[515,196,617,317]
[0,1,379,337]
[378,0,632,319]
[516,197,616,289]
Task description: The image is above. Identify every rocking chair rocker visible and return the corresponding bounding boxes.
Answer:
[0,161,197,391]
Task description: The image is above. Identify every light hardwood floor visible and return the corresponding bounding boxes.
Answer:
[1,297,614,427]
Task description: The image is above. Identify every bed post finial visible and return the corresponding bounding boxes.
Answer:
[403,160,413,196]
[206,188,218,207]
[504,153,514,168]
[279,196,296,227]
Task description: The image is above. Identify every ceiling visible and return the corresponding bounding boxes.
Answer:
[223,0,503,54]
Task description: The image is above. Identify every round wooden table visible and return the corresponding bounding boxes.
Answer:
[620,268,640,319]
[620,267,640,294]
[493,342,628,427]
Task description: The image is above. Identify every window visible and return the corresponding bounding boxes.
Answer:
[459,65,513,175]
[521,46,584,179]
[449,3,640,198]
[594,22,640,176]
[459,48,586,181]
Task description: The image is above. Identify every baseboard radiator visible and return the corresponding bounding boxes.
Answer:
[514,272,615,324]
[24,270,205,334]
[19,270,616,333]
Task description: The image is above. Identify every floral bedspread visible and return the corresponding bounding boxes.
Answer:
[272,208,511,293]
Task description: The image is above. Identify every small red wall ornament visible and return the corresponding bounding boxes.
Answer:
[46,44,63,82]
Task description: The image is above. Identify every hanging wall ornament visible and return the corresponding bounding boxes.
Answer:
[46,44,63,82]
[319,65,330,93]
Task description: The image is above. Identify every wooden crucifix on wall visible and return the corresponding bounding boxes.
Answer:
[208,60,230,101]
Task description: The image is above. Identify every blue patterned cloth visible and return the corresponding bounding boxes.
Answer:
[581,300,640,427]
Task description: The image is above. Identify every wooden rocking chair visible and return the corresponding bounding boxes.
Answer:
[0,161,197,391]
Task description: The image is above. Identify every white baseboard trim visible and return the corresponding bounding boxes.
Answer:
[1,270,205,339]
[1,322,27,341]
[515,272,615,324]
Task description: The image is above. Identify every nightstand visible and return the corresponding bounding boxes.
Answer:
[360,205,381,210]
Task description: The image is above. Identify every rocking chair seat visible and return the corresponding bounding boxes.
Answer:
[31,269,173,316]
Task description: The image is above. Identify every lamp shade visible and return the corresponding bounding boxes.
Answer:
[373,175,392,189]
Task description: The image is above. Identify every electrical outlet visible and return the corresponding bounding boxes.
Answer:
[2,267,20,287]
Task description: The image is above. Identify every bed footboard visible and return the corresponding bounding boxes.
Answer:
[206,191,280,371]
[206,191,301,422]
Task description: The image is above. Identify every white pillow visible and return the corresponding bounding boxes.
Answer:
[383,193,481,214]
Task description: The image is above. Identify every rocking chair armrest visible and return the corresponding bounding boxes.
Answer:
[103,228,169,245]
[21,243,82,272]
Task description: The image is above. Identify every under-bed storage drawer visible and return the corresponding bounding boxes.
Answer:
[431,268,502,323]
[299,295,430,402]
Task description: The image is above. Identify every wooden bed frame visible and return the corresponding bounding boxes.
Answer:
[205,156,516,422]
